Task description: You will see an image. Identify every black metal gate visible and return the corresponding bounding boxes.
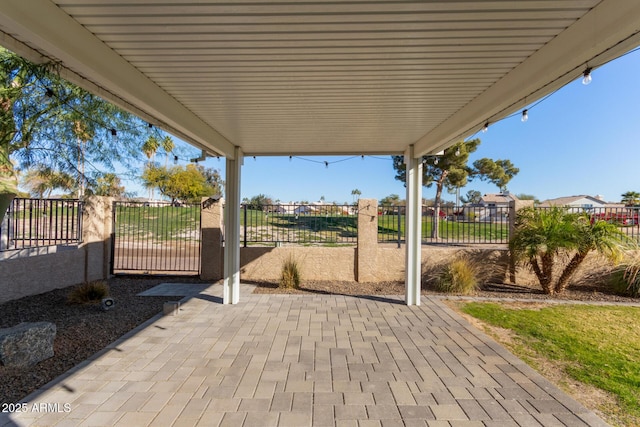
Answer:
[111,201,201,275]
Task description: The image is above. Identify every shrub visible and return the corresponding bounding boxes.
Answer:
[280,255,301,289]
[434,258,480,295]
[67,281,110,304]
[623,258,640,297]
[607,255,640,297]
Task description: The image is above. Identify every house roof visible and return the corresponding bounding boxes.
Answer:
[481,193,519,204]
[1,1,640,160]
[539,195,607,207]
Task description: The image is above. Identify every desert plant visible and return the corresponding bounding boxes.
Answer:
[624,265,640,297]
[67,281,110,304]
[510,207,634,295]
[434,257,480,295]
[620,256,640,297]
[279,255,301,289]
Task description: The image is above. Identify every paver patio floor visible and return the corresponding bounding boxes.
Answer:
[1,283,608,426]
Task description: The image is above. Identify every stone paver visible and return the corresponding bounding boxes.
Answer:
[0,283,610,426]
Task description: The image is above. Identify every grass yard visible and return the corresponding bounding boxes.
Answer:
[459,302,640,426]
[377,213,509,242]
[114,205,201,242]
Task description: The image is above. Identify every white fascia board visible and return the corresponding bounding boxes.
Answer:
[0,0,236,159]
[413,0,640,157]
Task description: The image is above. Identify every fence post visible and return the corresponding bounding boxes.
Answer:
[81,196,113,282]
[508,199,535,282]
[201,196,224,280]
[357,198,379,282]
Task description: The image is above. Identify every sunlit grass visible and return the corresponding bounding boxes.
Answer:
[460,303,640,426]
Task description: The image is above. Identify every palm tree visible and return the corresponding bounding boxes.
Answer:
[22,166,75,198]
[142,136,160,200]
[621,191,640,206]
[510,207,634,294]
[161,136,175,168]
[351,188,361,204]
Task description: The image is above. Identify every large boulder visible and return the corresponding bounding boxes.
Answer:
[0,322,56,367]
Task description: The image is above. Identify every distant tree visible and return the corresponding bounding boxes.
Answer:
[141,136,160,164]
[141,164,222,204]
[392,140,480,239]
[515,193,539,203]
[88,172,126,197]
[621,191,640,206]
[351,189,361,204]
[245,194,273,211]
[194,164,224,195]
[21,166,75,198]
[380,194,403,206]
[472,158,519,192]
[460,190,482,204]
[160,135,175,167]
[392,139,519,239]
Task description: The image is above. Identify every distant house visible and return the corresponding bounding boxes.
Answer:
[479,192,519,208]
[539,195,638,224]
[461,193,517,222]
[538,195,607,211]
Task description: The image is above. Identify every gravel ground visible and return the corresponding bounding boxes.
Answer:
[1,275,637,405]
[0,276,203,405]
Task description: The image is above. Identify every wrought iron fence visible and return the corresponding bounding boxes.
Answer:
[111,201,201,274]
[0,198,83,252]
[537,206,640,241]
[378,205,511,245]
[241,204,357,246]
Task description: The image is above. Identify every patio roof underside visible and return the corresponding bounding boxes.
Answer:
[1,0,640,161]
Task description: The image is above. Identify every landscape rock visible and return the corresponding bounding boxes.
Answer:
[0,322,56,367]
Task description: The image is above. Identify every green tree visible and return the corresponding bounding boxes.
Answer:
[392,139,480,239]
[392,139,519,239]
[515,193,539,204]
[21,166,75,198]
[621,191,640,206]
[245,194,274,211]
[160,136,175,168]
[380,194,403,206]
[88,172,126,197]
[472,158,519,192]
[460,190,482,204]
[141,164,222,204]
[351,189,361,204]
[509,207,633,294]
[142,135,160,164]
[0,47,154,222]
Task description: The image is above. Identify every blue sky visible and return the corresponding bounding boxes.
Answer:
[125,48,640,205]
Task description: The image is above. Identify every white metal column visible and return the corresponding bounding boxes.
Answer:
[223,147,243,304]
[405,145,422,306]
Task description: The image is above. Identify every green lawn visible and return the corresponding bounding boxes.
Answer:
[114,205,200,241]
[460,302,640,426]
[378,214,509,242]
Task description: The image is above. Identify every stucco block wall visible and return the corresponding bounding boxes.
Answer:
[240,246,356,282]
[0,248,85,303]
[0,196,112,303]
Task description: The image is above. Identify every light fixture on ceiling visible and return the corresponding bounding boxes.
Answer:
[521,109,529,122]
[582,67,592,85]
[482,122,489,133]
